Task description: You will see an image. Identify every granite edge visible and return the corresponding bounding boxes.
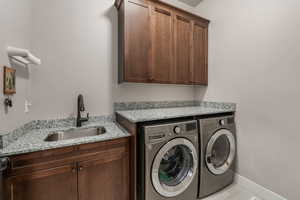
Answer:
[0,134,131,157]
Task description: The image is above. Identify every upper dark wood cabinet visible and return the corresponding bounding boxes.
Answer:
[174,13,193,84]
[116,0,209,85]
[150,5,174,83]
[123,0,152,82]
[192,21,208,85]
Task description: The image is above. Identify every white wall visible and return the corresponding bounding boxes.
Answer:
[28,0,195,120]
[2,0,298,199]
[1,0,195,131]
[0,0,32,133]
[189,0,299,199]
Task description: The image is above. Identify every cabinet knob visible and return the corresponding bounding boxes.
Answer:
[72,167,76,173]
[148,77,154,81]
[79,166,83,171]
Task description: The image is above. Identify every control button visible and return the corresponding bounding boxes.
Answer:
[219,119,226,126]
[174,126,181,134]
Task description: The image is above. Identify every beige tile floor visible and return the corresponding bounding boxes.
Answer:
[203,183,264,200]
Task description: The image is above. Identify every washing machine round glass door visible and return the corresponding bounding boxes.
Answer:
[206,129,236,175]
[151,138,198,197]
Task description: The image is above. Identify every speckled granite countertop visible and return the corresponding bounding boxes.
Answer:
[0,119,130,157]
[0,101,235,157]
[116,105,235,123]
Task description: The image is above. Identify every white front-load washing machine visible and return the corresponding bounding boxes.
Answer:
[137,120,199,200]
[198,115,236,198]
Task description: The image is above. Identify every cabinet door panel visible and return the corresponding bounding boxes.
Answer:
[78,151,130,200]
[151,6,174,83]
[174,14,192,84]
[192,22,208,85]
[125,0,151,82]
[4,164,77,200]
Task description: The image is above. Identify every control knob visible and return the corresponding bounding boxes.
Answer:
[219,119,226,126]
[174,126,181,134]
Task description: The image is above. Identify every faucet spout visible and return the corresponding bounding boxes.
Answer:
[77,94,89,127]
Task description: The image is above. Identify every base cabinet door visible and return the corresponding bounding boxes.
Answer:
[4,164,77,200]
[78,152,130,200]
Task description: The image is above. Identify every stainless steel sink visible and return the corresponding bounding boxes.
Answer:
[44,127,106,142]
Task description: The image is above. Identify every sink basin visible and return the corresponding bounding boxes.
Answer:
[44,127,106,142]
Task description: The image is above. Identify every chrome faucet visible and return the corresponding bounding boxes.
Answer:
[76,94,89,127]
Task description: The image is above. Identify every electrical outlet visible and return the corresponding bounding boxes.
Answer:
[25,100,32,113]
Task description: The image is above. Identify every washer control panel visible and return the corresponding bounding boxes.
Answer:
[173,122,197,135]
[186,122,197,131]
[219,117,235,126]
[144,120,198,145]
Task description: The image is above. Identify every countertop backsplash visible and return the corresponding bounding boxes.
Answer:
[114,100,236,111]
[115,101,236,123]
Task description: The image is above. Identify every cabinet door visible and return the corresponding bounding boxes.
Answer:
[174,14,192,84]
[4,164,77,200]
[150,5,174,83]
[125,0,152,82]
[78,151,130,200]
[191,21,208,85]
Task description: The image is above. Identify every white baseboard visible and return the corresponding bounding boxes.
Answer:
[235,174,287,200]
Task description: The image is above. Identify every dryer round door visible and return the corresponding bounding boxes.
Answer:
[151,138,198,197]
[206,129,236,175]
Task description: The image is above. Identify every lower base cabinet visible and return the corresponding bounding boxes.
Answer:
[78,153,129,200]
[4,138,130,200]
[5,164,78,200]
